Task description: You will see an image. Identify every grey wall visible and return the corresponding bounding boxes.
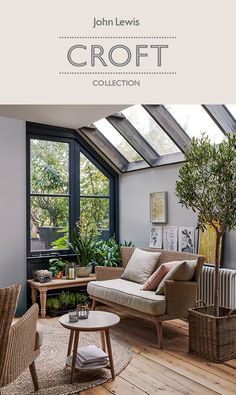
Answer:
[119,164,236,269]
[0,116,26,314]
[0,115,235,319]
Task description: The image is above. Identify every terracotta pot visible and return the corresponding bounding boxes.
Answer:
[54,271,63,279]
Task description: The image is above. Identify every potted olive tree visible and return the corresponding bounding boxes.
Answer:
[176,133,236,362]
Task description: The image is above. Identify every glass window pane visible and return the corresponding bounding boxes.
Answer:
[122,105,180,155]
[226,104,236,120]
[31,139,69,194]
[165,105,225,144]
[80,153,109,196]
[80,197,110,239]
[30,196,69,251]
[94,118,142,162]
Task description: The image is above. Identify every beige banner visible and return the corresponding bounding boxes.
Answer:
[0,0,235,104]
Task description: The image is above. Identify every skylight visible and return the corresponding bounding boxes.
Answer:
[94,118,143,162]
[226,105,236,120]
[86,104,233,173]
[122,105,180,156]
[165,105,225,144]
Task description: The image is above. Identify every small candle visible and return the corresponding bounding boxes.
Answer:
[69,310,78,322]
[69,268,74,279]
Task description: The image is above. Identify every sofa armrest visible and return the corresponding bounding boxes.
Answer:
[164,280,198,318]
[95,266,124,281]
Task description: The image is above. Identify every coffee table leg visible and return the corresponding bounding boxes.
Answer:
[105,329,115,380]
[100,331,106,352]
[70,331,79,384]
[67,330,74,357]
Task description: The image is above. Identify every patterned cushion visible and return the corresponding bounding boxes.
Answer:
[121,248,161,284]
[142,261,178,291]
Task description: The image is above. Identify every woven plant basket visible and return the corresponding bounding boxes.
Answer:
[188,303,236,362]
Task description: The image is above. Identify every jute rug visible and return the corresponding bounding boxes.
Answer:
[2,320,132,395]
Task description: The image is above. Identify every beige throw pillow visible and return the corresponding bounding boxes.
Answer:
[155,259,197,295]
[173,259,197,281]
[121,248,161,284]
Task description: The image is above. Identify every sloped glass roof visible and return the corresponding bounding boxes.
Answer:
[165,105,225,144]
[122,104,180,156]
[81,104,236,173]
[226,105,236,120]
[94,118,143,162]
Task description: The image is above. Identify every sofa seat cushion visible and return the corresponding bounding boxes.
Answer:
[88,279,166,316]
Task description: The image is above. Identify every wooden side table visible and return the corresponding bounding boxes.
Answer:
[59,311,120,383]
[27,275,96,318]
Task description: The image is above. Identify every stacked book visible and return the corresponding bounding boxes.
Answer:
[76,345,109,368]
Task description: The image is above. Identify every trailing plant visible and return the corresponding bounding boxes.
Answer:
[176,133,236,316]
[93,237,122,267]
[48,258,66,276]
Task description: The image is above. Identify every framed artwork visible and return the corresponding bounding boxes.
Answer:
[163,226,178,251]
[149,226,162,248]
[178,227,195,254]
[198,224,224,266]
[150,192,168,223]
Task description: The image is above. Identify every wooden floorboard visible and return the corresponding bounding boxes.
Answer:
[41,307,236,395]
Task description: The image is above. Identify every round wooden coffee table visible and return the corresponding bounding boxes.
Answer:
[59,311,120,383]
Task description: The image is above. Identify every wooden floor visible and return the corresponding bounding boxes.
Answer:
[43,307,236,395]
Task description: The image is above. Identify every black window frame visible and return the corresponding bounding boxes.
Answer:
[26,122,119,260]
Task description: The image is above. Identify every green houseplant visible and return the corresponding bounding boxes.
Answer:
[176,133,236,361]
[68,223,96,277]
[46,291,88,316]
[93,238,122,267]
[48,258,66,278]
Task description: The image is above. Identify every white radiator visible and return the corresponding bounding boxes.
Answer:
[197,266,236,309]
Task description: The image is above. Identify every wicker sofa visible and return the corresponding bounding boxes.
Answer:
[88,247,205,348]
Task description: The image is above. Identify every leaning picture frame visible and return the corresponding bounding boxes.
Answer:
[163,226,178,251]
[198,224,224,266]
[178,227,195,254]
[150,192,168,223]
[149,225,162,248]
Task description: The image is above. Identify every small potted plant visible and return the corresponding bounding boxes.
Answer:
[48,258,66,279]
[68,223,96,277]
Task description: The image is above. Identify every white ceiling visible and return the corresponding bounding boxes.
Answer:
[0,105,128,129]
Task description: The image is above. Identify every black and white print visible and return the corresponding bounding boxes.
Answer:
[163,226,178,251]
[178,227,195,254]
[149,226,162,248]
